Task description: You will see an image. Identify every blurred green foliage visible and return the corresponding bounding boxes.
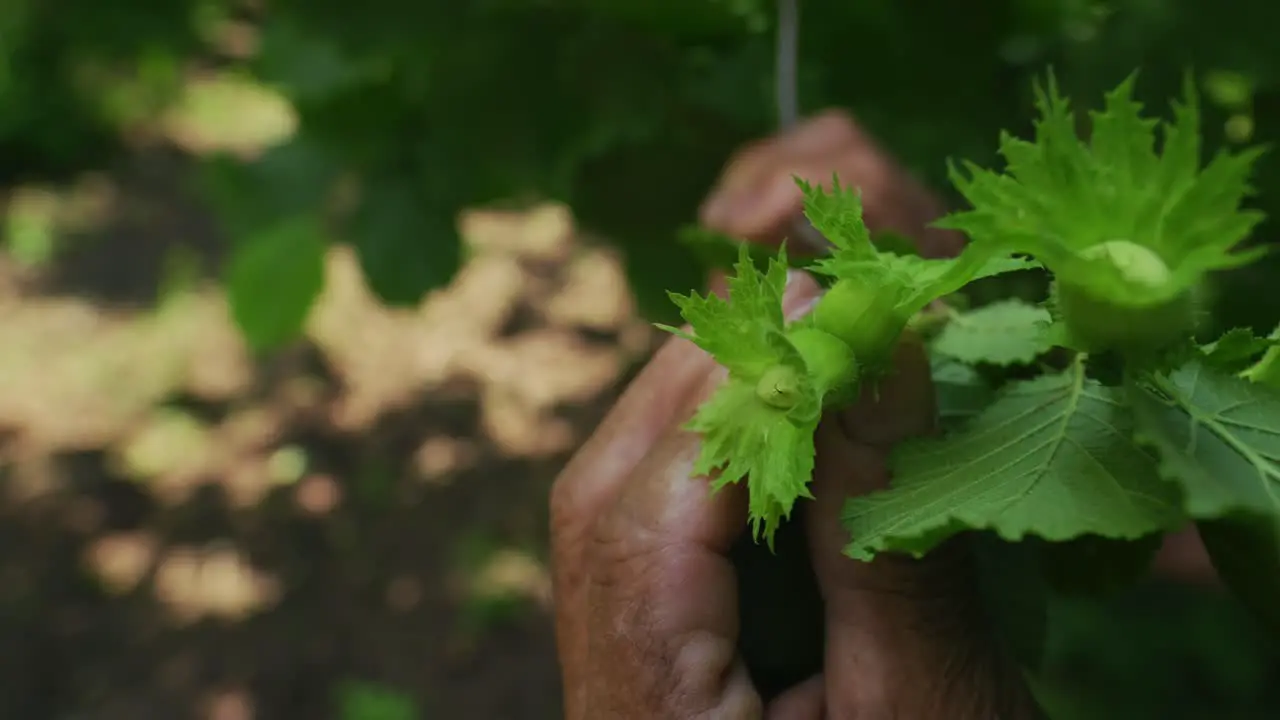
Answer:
[338,680,418,720]
[6,0,1280,348]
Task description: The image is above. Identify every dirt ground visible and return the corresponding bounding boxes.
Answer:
[0,141,656,719]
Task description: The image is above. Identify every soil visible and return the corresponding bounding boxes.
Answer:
[0,146,656,720]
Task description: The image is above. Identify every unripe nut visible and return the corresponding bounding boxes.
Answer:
[756,365,804,409]
[788,326,858,397]
[1057,241,1196,353]
[810,279,906,364]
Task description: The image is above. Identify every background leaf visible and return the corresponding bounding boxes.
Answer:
[932,298,1055,366]
[348,174,462,306]
[929,353,997,430]
[226,215,328,351]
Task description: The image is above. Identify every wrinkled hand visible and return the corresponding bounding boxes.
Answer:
[550,266,1037,718]
[699,109,963,258]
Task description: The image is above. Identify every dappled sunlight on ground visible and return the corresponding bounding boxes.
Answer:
[467,548,553,611]
[0,199,649,466]
[0,179,651,718]
[309,204,645,452]
[0,289,254,454]
[0,35,661,716]
[151,543,283,624]
[205,688,255,720]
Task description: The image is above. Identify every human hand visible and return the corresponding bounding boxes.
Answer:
[549,272,1038,719]
[698,109,964,258]
[700,109,1219,590]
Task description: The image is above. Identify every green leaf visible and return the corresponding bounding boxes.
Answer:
[337,680,418,720]
[929,354,996,430]
[843,360,1184,561]
[1240,322,1280,388]
[1130,358,1280,519]
[687,374,820,548]
[226,216,327,351]
[660,246,823,546]
[942,72,1267,309]
[872,230,920,258]
[255,17,374,102]
[799,175,875,265]
[659,244,792,379]
[199,137,339,238]
[798,178,1033,351]
[1202,326,1275,371]
[349,175,462,306]
[802,177,1040,308]
[933,299,1054,366]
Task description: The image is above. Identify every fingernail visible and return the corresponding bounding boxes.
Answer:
[783,269,822,319]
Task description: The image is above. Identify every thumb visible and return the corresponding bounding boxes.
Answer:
[804,335,988,713]
[805,333,940,586]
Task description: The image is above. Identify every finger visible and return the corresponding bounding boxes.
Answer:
[553,270,824,543]
[804,338,985,714]
[578,276,824,717]
[581,382,757,718]
[806,334,943,592]
[841,332,937,448]
[550,335,719,719]
[555,273,823,717]
[701,111,860,233]
[1153,528,1218,586]
[766,675,825,719]
[713,148,895,244]
[775,109,862,156]
[716,111,860,200]
[554,333,715,524]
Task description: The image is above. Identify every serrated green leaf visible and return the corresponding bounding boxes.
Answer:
[942,72,1267,310]
[1200,326,1276,374]
[1130,358,1280,519]
[798,175,874,264]
[226,215,327,351]
[933,299,1054,366]
[687,375,820,548]
[660,246,823,546]
[843,361,1184,561]
[872,230,920,258]
[1240,322,1280,388]
[800,177,1032,325]
[659,244,791,378]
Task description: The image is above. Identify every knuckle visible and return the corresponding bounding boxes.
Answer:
[583,513,671,605]
[548,474,575,526]
[549,474,590,547]
[725,137,775,170]
[805,107,860,141]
